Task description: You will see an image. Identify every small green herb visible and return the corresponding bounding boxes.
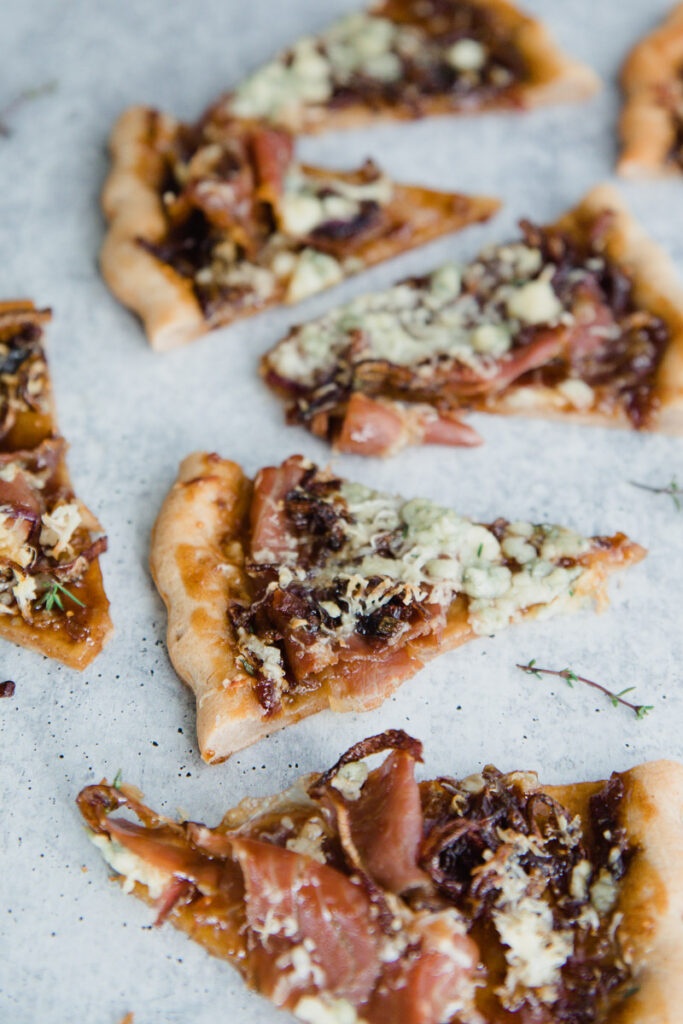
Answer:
[0,80,58,137]
[517,660,653,719]
[630,477,681,511]
[476,543,483,558]
[38,580,85,612]
[238,657,256,677]
[112,769,123,790]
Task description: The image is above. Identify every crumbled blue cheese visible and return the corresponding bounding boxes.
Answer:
[231,13,403,123]
[11,571,37,617]
[286,249,343,303]
[492,855,573,1007]
[557,377,595,410]
[446,38,487,72]
[39,502,82,558]
[90,833,172,900]
[295,996,364,1024]
[507,279,563,325]
[539,525,591,562]
[590,868,619,914]
[495,895,574,1000]
[267,239,572,388]
[570,859,593,901]
[0,513,33,568]
[330,760,369,800]
[237,628,286,690]
[286,817,327,863]
[281,171,393,238]
[276,941,325,989]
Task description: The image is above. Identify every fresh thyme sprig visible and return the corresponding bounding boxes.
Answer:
[0,80,58,137]
[38,580,85,612]
[630,477,681,511]
[517,659,653,719]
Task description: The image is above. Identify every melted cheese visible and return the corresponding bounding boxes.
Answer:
[90,833,172,900]
[281,170,393,237]
[447,38,487,71]
[231,13,403,122]
[295,996,365,1024]
[267,240,567,387]
[590,868,619,914]
[286,817,327,863]
[40,502,82,558]
[0,514,33,568]
[286,250,343,303]
[12,571,36,618]
[330,761,369,801]
[495,895,574,998]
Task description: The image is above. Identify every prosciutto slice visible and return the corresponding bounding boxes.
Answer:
[79,732,484,1024]
[336,392,482,456]
[231,836,382,1006]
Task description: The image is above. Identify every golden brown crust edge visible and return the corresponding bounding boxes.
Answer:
[618,4,683,178]
[485,184,683,433]
[505,0,601,107]
[544,761,683,1024]
[100,107,206,352]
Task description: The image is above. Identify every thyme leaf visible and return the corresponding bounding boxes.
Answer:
[630,477,681,511]
[516,661,653,719]
[112,769,123,790]
[0,80,58,137]
[38,580,85,612]
[238,656,256,677]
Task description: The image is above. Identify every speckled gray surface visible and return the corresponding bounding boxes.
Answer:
[1,1,682,1021]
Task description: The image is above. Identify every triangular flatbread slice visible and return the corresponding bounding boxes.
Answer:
[150,452,644,761]
[618,3,683,178]
[100,106,499,351]
[0,305,112,668]
[78,731,683,1024]
[263,184,683,455]
[209,0,599,133]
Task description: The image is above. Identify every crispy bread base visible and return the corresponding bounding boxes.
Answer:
[542,760,683,1024]
[150,452,644,763]
[210,0,599,133]
[108,759,683,1024]
[618,4,683,179]
[475,184,683,435]
[101,107,498,352]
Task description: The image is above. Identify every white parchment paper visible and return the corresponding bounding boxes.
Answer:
[1,1,682,1021]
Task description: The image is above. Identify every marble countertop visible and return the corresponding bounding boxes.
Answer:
[1,1,681,1021]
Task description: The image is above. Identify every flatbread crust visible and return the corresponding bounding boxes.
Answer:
[542,760,683,1024]
[101,106,499,352]
[150,452,644,762]
[210,0,599,133]
[618,4,683,179]
[474,184,683,435]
